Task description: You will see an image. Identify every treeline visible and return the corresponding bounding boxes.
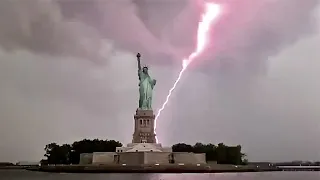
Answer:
[42,139,247,165]
[173,143,246,165]
[43,139,122,165]
[0,162,14,166]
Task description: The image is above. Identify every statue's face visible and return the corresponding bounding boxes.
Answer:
[143,67,148,74]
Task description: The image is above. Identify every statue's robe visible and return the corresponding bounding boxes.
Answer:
[138,70,156,110]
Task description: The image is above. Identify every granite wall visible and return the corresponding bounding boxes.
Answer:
[79,153,93,165]
[79,152,206,165]
[144,152,171,164]
[173,152,206,164]
[118,152,144,165]
[92,152,117,165]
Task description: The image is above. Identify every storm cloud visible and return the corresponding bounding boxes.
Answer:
[0,0,319,162]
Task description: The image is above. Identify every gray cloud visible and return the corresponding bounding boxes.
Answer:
[0,0,319,162]
[0,0,318,66]
[199,0,319,75]
[0,0,184,63]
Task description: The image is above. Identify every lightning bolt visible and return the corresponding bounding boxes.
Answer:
[154,3,222,143]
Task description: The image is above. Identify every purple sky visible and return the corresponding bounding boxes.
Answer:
[0,0,319,162]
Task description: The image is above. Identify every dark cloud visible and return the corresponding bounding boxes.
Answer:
[198,0,319,75]
[0,0,319,162]
[0,0,318,66]
[0,0,184,62]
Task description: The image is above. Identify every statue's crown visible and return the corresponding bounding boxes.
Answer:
[143,65,148,69]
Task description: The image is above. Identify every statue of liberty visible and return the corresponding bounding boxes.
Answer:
[136,53,156,110]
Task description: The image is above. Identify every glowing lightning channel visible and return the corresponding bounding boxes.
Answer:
[154,3,221,143]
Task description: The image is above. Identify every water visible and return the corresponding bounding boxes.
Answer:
[1,170,319,180]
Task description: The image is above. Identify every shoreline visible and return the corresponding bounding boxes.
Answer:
[25,164,281,173]
[0,166,31,169]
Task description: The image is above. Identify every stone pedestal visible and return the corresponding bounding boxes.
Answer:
[132,109,156,143]
[79,107,207,165]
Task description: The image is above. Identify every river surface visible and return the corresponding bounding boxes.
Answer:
[1,170,319,180]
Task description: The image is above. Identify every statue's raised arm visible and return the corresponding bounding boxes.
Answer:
[136,53,141,71]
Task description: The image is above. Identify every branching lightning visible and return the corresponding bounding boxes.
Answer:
[154,3,222,143]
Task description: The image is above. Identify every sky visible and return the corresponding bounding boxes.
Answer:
[0,0,319,162]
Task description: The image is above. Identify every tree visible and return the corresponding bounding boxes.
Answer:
[172,142,246,165]
[242,158,248,165]
[44,143,59,158]
[192,143,217,161]
[0,162,14,166]
[225,145,242,165]
[204,143,217,161]
[172,143,194,152]
[44,139,122,164]
[44,139,246,165]
[44,143,66,164]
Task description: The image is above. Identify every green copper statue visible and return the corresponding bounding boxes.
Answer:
[136,53,157,110]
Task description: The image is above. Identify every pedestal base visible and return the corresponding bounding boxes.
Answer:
[132,109,157,143]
